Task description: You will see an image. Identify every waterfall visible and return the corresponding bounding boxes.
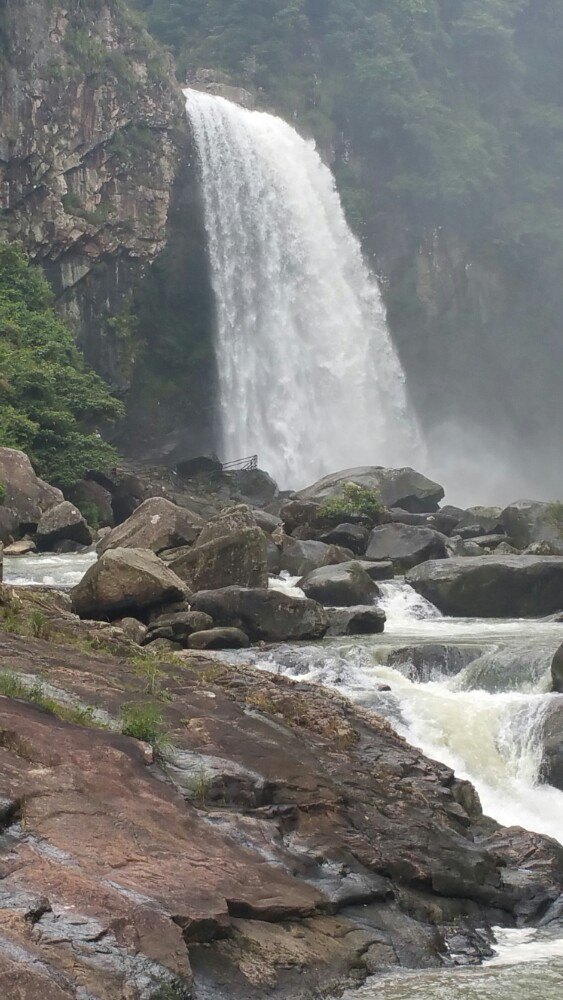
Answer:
[185,89,418,488]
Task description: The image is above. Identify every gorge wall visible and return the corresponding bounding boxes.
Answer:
[0,0,216,455]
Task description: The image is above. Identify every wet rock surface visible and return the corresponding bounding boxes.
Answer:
[298,561,380,607]
[407,556,563,617]
[190,586,329,641]
[0,628,561,999]
[366,522,448,570]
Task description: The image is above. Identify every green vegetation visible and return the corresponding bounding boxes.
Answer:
[0,482,6,504]
[120,700,168,746]
[319,481,384,522]
[0,244,124,488]
[0,671,103,728]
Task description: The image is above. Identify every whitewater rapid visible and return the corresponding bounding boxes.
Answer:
[185,89,417,486]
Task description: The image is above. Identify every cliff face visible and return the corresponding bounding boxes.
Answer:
[0,0,185,386]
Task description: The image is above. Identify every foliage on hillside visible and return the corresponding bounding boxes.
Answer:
[131,1,563,265]
[0,244,124,487]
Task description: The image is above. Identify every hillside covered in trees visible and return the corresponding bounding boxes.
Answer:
[132,0,563,494]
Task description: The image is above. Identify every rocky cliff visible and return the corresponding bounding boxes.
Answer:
[0,0,216,452]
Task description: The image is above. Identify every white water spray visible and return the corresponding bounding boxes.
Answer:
[185,89,418,487]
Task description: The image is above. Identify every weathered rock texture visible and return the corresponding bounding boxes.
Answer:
[298,467,444,513]
[0,627,562,999]
[71,547,187,618]
[99,496,203,554]
[407,556,563,618]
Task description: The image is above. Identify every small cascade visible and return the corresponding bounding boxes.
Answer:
[185,89,418,487]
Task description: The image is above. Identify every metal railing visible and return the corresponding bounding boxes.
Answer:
[222,454,258,472]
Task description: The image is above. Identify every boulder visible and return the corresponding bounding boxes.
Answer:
[145,610,214,645]
[197,504,256,546]
[366,523,448,571]
[326,606,386,636]
[464,506,504,533]
[407,556,563,618]
[446,536,484,558]
[266,536,281,575]
[170,527,268,591]
[66,479,114,528]
[501,500,563,555]
[298,466,445,513]
[298,561,380,607]
[71,548,188,619]
[3,538,36,555]
[0,506,19,544]
[36,501,92,550]
[319,523,370,555]
[457,524,492,540]
[253,509,282,534]
[190,587,329,641]
[280,499,323,533]
[472,534,510,549]
[279,535,354,576]
[233,468,278,506]
[99,497,203,555]
[0,447,63,528]
[113,617,148,645]
[176,453,223,478]
[540,698,563,791]
[356,559,395,580]
[387,645,483,683]
[552,644,563,694]
[188,627,250,650]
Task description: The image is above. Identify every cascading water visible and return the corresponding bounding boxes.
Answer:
[185,89,418,487]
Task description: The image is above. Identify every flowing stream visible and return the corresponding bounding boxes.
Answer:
[5,554,563,993]
[185,89,417,486]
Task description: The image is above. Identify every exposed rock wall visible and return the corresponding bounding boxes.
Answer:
[0,0,215,445]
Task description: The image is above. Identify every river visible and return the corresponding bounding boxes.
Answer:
[4,555,562,995]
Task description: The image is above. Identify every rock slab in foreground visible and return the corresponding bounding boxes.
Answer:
[71,547,188,618]
[407,555,563,617]
[191,586,329,640]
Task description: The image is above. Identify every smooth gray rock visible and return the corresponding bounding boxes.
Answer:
[279,535,354,576]
[298,466,445,513]
[71,548,188,619]
[319,523,370,555]
[540,697,563,791]
[36,501,92,550]
[187,627,250,650]
[326,606,386,636]
[299,561,380,607]
[407,556,563,618]
[190,587,329,641]
[366,523,448,570]
[0,447,63,528]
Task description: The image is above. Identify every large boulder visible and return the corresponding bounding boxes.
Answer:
[170,528,268,591]
[0,506,19,544]
[99,497,203,555]
[298,561,380,607]
[540,698,563,791]
[0,447,63,529]
[36,501,92,550]
[407,556,563,618]
[464,507,504,533]
[279,499,323,534]
[187,627,251,650]
[71,548,188,619]
[144,610,214,645]
[319,523,369,555]
[552,644,563,694]
[279,535,354,576]
[501,500,563,555]
[365,523,448,571]
[298,467,445,513]
[232,468,278,507]
[326,606,386,636]
[197,504,256,546]
[190,587,329,641]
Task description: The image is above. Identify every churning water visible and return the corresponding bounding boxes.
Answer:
[185,89,417,486]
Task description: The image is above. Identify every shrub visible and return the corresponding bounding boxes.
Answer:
[0,671,101,728]
[120,701,167,747]
[319,482,385,523]
[0,243,124,487]
[0,482,6,504]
